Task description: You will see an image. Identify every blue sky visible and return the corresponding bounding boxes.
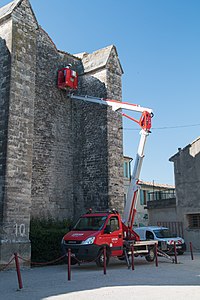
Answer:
[1,0,200,185]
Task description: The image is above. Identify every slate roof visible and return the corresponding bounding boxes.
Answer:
[74,45,123,74]
[0,0,38,27]
[0,0,21,20]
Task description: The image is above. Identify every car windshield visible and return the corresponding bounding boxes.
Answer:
[153,228,176,238]
[73,216,107,231]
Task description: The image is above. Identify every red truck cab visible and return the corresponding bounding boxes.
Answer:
[61,210,124,266]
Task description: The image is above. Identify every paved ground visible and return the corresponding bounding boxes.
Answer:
[0,252,200,300]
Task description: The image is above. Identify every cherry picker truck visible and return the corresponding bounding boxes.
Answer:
[58,67,157,267]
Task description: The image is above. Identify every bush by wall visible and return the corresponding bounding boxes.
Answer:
[30,218,72,264]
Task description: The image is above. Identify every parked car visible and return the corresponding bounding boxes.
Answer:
[134,226,186,254]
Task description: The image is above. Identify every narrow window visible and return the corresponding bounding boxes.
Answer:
[140,190,147,205]
[187,214,200,229]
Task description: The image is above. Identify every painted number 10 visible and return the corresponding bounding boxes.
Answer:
[14,224,26,237]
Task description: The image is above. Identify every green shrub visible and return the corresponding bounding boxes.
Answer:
[30,218,72,265]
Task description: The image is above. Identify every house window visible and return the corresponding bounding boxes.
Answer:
[124,194,127,206]
[187,214,200,229]
[140,190,147,205]
[124,161,130,178]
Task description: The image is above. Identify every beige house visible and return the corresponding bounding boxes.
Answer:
[138,181,175,227]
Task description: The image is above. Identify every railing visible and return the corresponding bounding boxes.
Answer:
[148,190,176,201]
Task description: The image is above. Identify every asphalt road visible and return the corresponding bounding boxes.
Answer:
[0,252,200,300]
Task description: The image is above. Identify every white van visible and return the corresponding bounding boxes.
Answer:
[134,226,186,254]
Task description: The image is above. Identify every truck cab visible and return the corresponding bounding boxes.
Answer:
[61,211,124,266]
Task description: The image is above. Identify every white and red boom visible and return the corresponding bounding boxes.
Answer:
[70,94,152,114]
[69,94,153,233]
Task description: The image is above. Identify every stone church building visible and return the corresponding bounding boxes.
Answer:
[0,0,124,265]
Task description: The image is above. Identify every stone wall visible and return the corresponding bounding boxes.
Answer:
[76,46,124,214]
[171,141,200,210]
[31,27,80,220]
[0,16,12,238]
[72,101,109,219]
[31,28,124,221]
[0,0,38,264]
[106,47,124,213]
[0,37,11,224]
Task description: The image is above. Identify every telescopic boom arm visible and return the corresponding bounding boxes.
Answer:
[69,94,153,231]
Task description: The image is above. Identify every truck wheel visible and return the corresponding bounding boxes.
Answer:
[145,247,155,262]
[96,249,110,267]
